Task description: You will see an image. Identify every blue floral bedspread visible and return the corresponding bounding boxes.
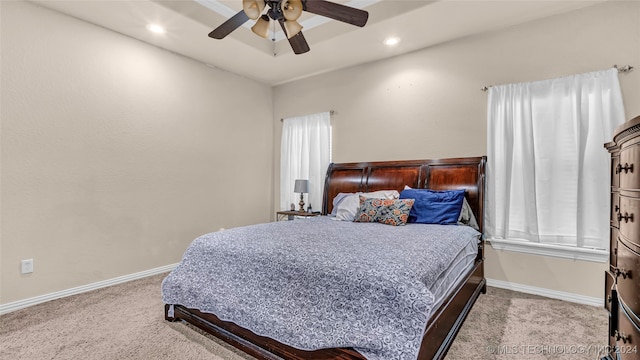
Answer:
[162,216,480,360]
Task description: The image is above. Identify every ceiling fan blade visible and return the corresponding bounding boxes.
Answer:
[303,0,368,27]
[208,10,250,39]
[279,20,310,55]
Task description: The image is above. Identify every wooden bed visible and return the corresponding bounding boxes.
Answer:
[165,156,487,360]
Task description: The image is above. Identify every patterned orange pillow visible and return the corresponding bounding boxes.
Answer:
[353,196,415,226]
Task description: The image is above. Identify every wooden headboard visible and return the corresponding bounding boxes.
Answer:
[321,156,487,232]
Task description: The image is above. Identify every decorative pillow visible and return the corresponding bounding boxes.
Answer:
[354,196,414,226]
[399,188,465,224]
[335,190,400,221]
[403,186,479,230]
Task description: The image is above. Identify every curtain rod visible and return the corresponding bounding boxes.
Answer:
[480,65,634,92]
[280,110,335,122]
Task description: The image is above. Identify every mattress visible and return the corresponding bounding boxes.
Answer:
[429,236,479,310]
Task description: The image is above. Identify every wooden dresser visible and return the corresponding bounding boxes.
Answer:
[604,115,640,360]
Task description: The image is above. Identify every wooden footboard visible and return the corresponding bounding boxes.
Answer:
[166,305,364,359]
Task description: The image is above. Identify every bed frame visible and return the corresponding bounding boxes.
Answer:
[165,156,487,360]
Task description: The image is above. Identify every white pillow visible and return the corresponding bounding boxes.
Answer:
[330,193,352,216]
[335,190,399,221]
[458,197,480,231]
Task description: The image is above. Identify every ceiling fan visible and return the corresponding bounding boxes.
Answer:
[208,0,369,55]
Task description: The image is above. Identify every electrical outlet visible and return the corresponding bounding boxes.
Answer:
[21,259,33,274]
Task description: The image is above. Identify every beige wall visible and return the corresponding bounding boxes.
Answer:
[1,1,274,304]
[273,1,640,299]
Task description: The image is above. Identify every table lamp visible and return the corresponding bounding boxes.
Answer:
[293,179,309,213]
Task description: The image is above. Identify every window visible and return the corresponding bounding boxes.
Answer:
[485,69,626,261]
[280,112,331,212]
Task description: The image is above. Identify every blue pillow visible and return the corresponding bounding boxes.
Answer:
[399,189,465,224]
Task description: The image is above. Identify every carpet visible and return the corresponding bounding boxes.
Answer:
[446,288,609,360]
[0,273,609,359]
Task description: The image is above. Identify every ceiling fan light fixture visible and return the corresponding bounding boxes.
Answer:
[252,14,271,38]
[208,0,369,55]
[242,0,266,20]
[283,20,303,39]
[281,0,303,21]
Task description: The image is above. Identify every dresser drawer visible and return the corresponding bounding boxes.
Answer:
[616,238,640,318]
[613,192,621,228]
[605,270,615,312]
[612,227,620,267]
[620,144,640,189]
[615,301,639,360]
[618,195,640,251]
[612,156,621,188]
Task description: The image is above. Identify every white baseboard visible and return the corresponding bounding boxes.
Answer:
[486,278,603,307]
[0,263,179,315]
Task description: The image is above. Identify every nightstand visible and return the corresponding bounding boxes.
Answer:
[276,211,320,221]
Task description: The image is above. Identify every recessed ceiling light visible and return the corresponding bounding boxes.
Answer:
[384,37,400,46]
[146,24,167,34]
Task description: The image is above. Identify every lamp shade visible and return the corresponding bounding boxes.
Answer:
[242,0,266,20]
[294,179,309,193]
[283,20,303,39]
[281,0,303,21]
[251,15,270,38]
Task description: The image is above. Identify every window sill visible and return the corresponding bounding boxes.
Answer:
[487,238,608,263]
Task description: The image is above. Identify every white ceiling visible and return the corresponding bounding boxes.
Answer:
[31,0,606,86]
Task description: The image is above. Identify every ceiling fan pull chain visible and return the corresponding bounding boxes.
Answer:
[272,20,277,57]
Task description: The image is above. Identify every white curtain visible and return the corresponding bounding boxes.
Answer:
[486,69,625,250]
[280,112,331,212]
